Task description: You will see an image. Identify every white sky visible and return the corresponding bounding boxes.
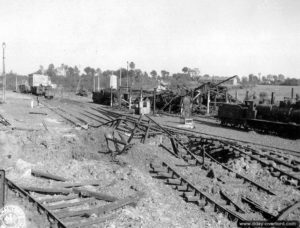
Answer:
[0,0,300,77]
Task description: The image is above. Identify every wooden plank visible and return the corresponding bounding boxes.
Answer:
[0,170,5,208]
[57,192,144,219]
[220,190,245,213]
[72,188,118,202]
[47,198,94,210]
[21,186,72,195]
[29,111,48,115]
[31,169,68,182]
[37,194,78,204]
[54,180,101,188]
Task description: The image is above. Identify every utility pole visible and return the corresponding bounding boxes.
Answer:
[2,42,6,103]
[97,70,101,91]
[126,61,129,91]
[119,68,121,87]
[93,74,95,92]
[15,75,18,92]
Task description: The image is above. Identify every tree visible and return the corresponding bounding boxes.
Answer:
[74,66,80,77]
[278,74,285,81]
[95,68,102,76]
[182,67,189,74]
[134,69,143,83]
[150,70,157,79]
[129,62,135,70]
[66,67,74,77]
[161,70,170,78]
[46,64,56,77]
[241,76,248,84]
[248,74,259,85]
[281,78,300,86]
[143,71,149,78]
[84,67,96,76]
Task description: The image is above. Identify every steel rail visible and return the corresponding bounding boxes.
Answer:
[277,201,300,220]
[230,145,300,186]
[85,106,298,190]
[45,96,299,155]
[188,137,300,188]
[5,177,67,228]
[94,105,299,155]
[150,162,246,222]
[43,99,300,188]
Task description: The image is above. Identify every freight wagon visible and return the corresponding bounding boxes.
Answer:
[217,100,300,138]
[28,74,52,96]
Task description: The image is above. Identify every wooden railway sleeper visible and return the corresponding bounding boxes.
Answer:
[167,179,181,185]
[5,177,67,227]
[231,145,300,188]
[151,162,246,222]
[244,148,300,172]
[220,190,245,213]
[177,184,189,191]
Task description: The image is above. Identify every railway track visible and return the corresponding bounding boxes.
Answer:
[3,171,143,228]
[150,160,300,225]
[150,161,246,223]
[39,97,300,224]
[40,96,300,156]
[87,105,300,223]
[187,137,300,188]
[41,98,300,188]
[41,98,300,186]
[5,176,67,227]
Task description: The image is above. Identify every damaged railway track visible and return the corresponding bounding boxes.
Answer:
[39,97,300,224]
[1,169,144,228]
[187,137,300,188]
[42,98,300,189]
[149,161,246,222]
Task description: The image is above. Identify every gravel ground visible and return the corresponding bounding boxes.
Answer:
[150,114,300,152]
[0,91,223,227]
[1,91,299,228]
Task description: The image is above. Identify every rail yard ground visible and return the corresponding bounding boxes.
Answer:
[1,91,300,228]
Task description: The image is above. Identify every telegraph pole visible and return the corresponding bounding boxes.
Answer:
[93,74,95,92]
[119,68,121,87]
[2,42,6,103]
[97,71,101,91]
[126,61,129,91]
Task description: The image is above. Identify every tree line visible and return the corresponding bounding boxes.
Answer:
[3,64,300,92]
[32,64,203,92]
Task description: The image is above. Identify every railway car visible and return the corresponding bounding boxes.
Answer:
[31,85,46,96]
[92,89,118,105]
[18,84,31,93]
[218,100,300,138]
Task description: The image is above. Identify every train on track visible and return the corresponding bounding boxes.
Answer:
[217,99,300,138]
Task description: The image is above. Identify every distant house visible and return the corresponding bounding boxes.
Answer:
[198,76,238,86]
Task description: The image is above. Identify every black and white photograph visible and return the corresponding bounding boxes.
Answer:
[0,0,299,227]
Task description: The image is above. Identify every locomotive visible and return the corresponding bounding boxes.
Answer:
[217,99,300,138]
